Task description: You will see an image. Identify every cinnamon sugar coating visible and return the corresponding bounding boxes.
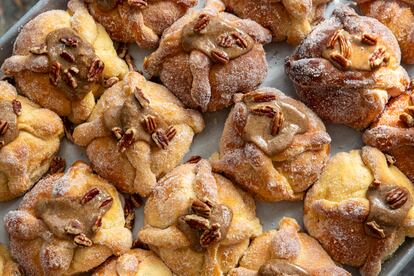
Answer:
[0,81,64,201]
[144,0,272,112]
[73,71,204,197]
[228,217,350,276]
[304,146,414,276]
[222,0,331,45]
[93,248,172,276]
[357,0,414,64]
[363,92,414,182]
[85,0,197,48]
[4,162,132,276]
[285,5,410,129]
[1,0,128,124]
[138,160,262,275]
[212,88,331,202]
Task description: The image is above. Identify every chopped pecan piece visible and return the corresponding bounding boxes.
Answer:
[366,221,386,239]
[81,188,100,205]
[74,233,93,247]
[361,33,377,46]
[100,197,113,208]
[92,217,102,233]
[0,121,9,136]
[194,14,210,33]
[218,33,235,48]
[327,29,341,49]
[271,111,284,136]
[60,50,75,62]
[386,187,409,209]
[118,128,137,153]
[251,106,277,118]
[49,61,62,86]
[135,87,150,108]
[245,93,277,103]
[87,58,104,82]
[211,49,230,64]
[62,70,78,89]
[142,116,157,134]
[152,129,169,150]
[103,77,119,88]
[128,0,148,8]
[60,37,79,47]
[166,126,177,141]
[12,100,22,116]
[111,127,124,140]
[48,156,66,175]
[200,223,221,247]
[124,198,135,230]
[187,156,202,164]
[369,47,390,69]
[385,154,396,166]
[184,214,210,231]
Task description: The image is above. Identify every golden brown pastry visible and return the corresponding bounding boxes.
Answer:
[0,81,64,201]
[304,146,414,276]
[285,5,410,129]
[0,244,23,275]
[363,91,414,182]
[138,159,262,275]
[211,88,331,202]
[144,0,272,112]
[73,71,204,197]
[228,217,350,276]
[4,161,133,276]
[1,0,128,124]
[93,248,172,276]
[84,0,197,48]
[357,0,414,64]
[222,0,331,45]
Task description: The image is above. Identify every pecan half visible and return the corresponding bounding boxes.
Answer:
[330,53,350,69]
[12,100,22,116]
[191,199,212,219]
[100,197,113,208]
[246,93,277,103]
[81,188,100,205]
[361,33,377,46]
[400,113,414,127]
[194,14,210,33]
[60,50,75,62]
[152,129,169,150]
[218,33,234,48]
[118,128,137,153]
[142,116,157,134]
[60,37,79,47]
[211,49,230,64]
[48,156,66,175]
[63,70,78,89]
[366,221,386,239]
[271,111,284,136]
[29,45,48,55]
[232,32,248,49]
[369,47,390,69]
[187,156,202,164]
[327,29,341,49]
[103,77,119,88]
[338,34,351,58]
[124,198,135,230]
[69,66,79,74]
[184,214,210,231]
[74,233,93,247]
[200,223,221,247]
[251,106,277,118]
[111,127,124,140]
[386,187,408,209]
[128,0,148,8]
[49,61,62,86]
[0,121,9,136]
[87,58,104,82]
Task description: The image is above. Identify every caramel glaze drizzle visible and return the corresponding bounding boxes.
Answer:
[181,14,254,64]
[323,29,390,71]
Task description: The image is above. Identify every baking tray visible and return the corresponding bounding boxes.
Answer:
[1,0,414,275]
